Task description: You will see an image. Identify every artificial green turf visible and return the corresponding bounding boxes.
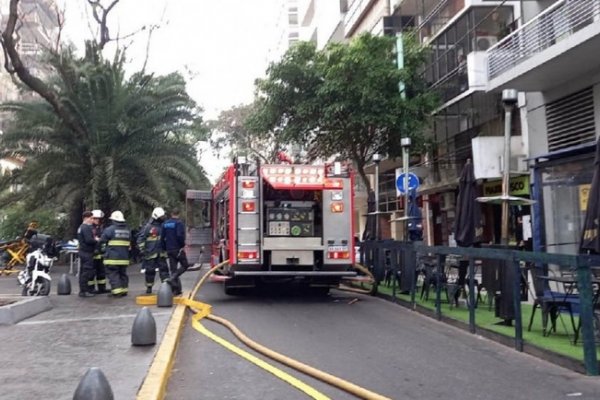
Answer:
[366,282,600,362]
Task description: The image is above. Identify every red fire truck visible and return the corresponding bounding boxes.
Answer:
[188,156,357,294]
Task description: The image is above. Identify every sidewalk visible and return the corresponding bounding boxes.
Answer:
[0,261,197,400]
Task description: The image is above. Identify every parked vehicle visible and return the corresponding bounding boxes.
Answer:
[18,236,58,296]
[187,156,358,295]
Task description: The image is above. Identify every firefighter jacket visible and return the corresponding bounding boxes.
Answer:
[100,221,131,266]
[137,219,165,260]
[93,224,104,260]
[77,223,97,254]
[161,217,185,252]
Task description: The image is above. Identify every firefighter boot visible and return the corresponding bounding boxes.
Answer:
[146,285,153,294]
[97,284,109,294]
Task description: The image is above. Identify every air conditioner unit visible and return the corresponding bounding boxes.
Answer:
[473,35,498,52]
[440,192,456,211]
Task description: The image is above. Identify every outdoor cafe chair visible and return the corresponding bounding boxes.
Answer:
[527,266,578,338]
[419,260,450,304]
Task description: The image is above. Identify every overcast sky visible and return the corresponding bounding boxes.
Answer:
[62,0,283,181]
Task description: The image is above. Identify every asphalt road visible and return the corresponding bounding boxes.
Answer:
[166,275,600,400]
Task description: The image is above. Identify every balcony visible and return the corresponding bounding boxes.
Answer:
[344,0,377,36]
[487,0,600,92]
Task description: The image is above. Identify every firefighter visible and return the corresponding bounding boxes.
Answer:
[77,211,98,298]
[100,211,131,297]
[137,207,169,294]
[161,208,189,296]
[89,209,109,294]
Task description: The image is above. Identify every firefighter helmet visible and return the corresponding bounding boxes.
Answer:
[109,211,125,222]
[152,207,165,220]
[91,209,104,218]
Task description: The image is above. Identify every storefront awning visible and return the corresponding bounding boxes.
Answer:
[528,142,595,163]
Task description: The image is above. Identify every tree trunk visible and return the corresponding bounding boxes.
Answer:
[354,159,371,193]
[68,201,84,239]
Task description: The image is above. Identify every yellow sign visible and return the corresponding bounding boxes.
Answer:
[579,184,591,211]
[483,176,530,197]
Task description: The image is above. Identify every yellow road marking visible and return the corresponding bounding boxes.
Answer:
[136,293,188,400]
[190,310,330,400]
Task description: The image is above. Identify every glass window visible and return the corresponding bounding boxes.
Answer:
[540,155,594,255]
[471,6,514,51]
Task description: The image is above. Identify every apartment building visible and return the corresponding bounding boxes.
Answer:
[298,0,346,47]
[268,0,301,64]
[336,1,524,245]
[373,0,529,246]
[0,0,58,174]
[487,0,600,255]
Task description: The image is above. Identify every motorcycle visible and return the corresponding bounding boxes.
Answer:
[18,241,56,296]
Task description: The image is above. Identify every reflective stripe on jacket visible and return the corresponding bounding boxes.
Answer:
[137,219,164,260]
[100,222,131,266]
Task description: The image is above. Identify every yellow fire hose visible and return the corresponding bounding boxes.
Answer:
[186,261,391,400]
[141,260,390,399]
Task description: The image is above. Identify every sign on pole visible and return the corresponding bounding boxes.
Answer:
[395,172,419,195]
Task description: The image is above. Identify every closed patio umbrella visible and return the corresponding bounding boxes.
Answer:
[407,188,423,241]
[580,138,600,254]
[453,159,482,306]
[455,159,482,247]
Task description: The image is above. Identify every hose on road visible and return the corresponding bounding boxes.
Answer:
[187,261,391,400]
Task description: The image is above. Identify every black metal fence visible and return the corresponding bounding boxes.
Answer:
[359,240,600,375]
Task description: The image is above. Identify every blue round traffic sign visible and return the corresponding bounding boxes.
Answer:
[396,172,419,193]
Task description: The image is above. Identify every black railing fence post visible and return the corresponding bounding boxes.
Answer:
[576,256,599,376]
[391,247,398,301]
[512,254,523,352]
[408,246,417,309]
[436,253,446,321]
[468,256,476,334]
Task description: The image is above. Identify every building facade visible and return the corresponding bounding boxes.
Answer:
[487,0,600,255]
[0,0,58,133]
[268,0,301,64]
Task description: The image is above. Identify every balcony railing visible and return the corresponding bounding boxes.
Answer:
[488,0,600,80]
[344,0,373,35]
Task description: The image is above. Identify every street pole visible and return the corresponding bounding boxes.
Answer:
[373,153,382,240]
[401,138,411,241]
[501,89,518,246]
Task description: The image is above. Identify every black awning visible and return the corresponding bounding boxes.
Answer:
[528,142,595,163]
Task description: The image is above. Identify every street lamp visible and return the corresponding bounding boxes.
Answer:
[373,153,383,240]
[401,138,411,242]
[501,89,518,246]
[476,89,534,245]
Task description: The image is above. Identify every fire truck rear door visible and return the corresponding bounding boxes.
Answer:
[185,190,212,265]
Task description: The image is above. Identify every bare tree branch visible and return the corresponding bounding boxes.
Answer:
[86,0,120,50]
[52,1,64,53]
[1,0,86,138]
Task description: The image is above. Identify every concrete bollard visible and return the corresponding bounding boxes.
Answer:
[157,281,173,307]
[131,306,156,346]
[73,367,114,400]
[57,273,72,295]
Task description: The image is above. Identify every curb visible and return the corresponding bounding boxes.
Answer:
[0,295,52,325]
[136,293,189,400]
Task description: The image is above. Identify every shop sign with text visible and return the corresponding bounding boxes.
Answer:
[483,176,530,197]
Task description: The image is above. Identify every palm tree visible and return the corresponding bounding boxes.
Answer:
[0,43,209,235]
